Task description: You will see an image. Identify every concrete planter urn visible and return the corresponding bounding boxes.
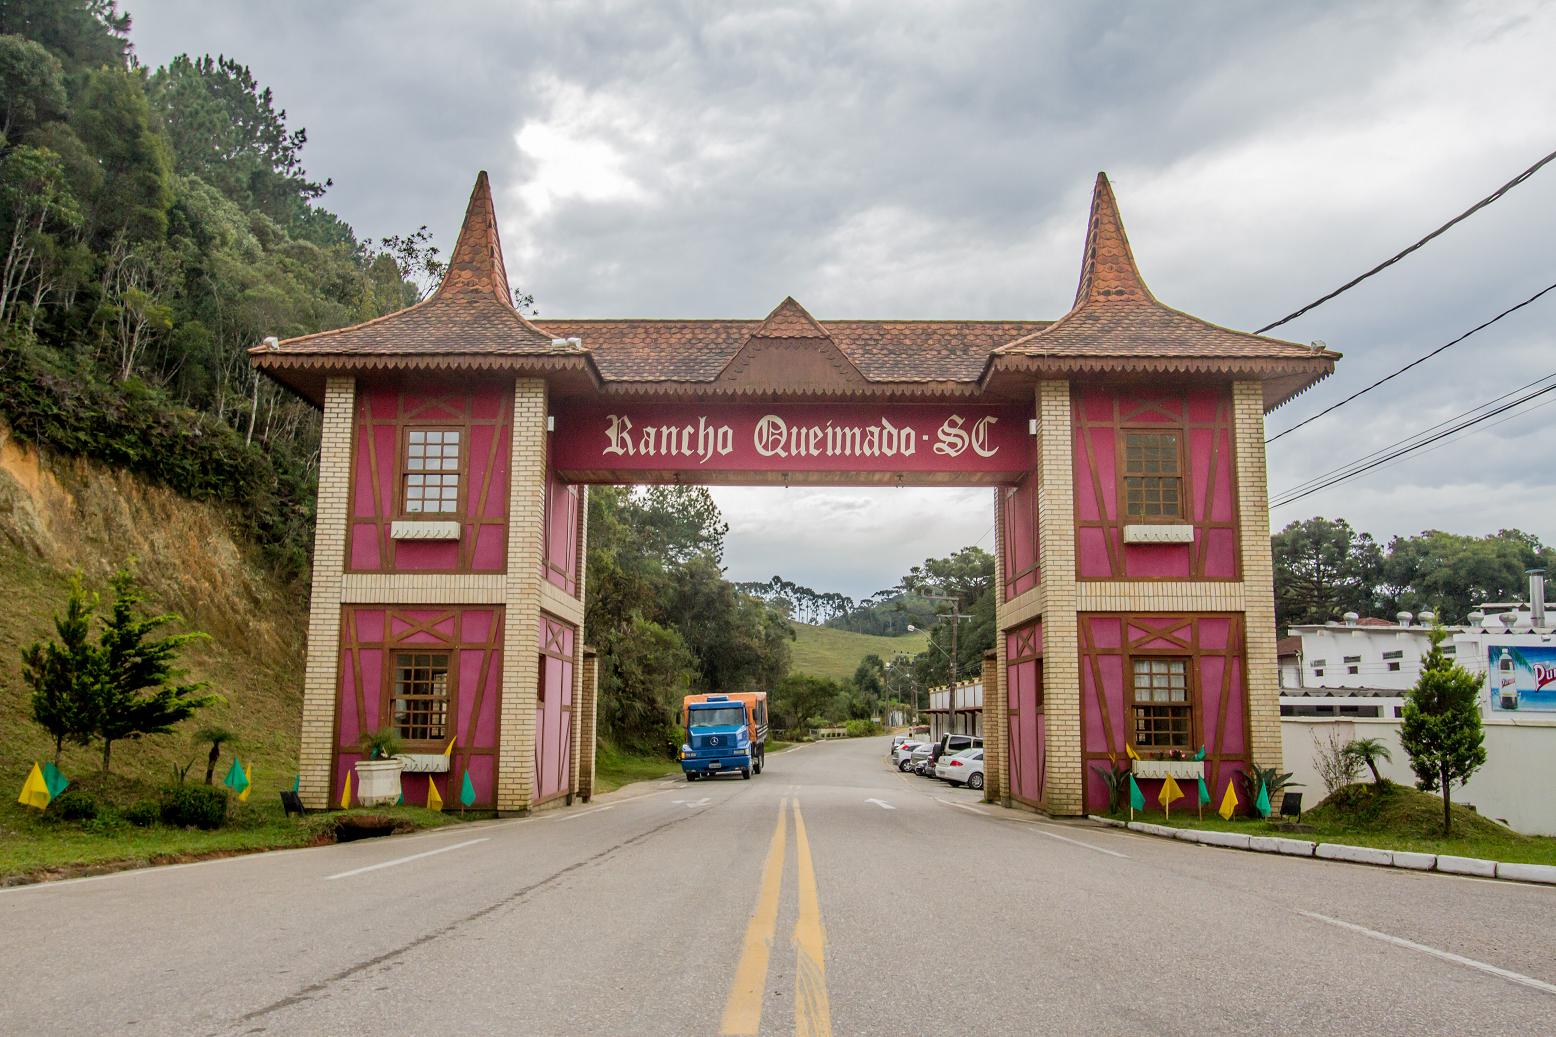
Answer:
[353,758,404,806]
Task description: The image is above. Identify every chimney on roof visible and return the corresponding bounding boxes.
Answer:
[1419,610,1436,626]
[1342,612,1358,626]
[1396,611,1413,627]
[1529,568,1547,628]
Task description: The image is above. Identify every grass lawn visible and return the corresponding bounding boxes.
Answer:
[1110,782,1556,866]
[788,623,928,681]
[0,795,466,886]
[594,742,680,794]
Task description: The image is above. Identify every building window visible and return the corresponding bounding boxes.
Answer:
[1387,662,1400,671]
[393,653,449,742]
[1122,431,1182,520]
[405,429,462,514]
[1313,668,1324,677]
[1344,654,1360,676]
[1442,645,1456,655]
[1131,656,1190,749]
[1310,659,1326,669]
[1382,650,1403,660]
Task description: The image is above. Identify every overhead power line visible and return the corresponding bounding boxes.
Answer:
[1257,146,1556,334]
[1266,279,1556,444]
[1272,370,1556,499]
[1270,377,1556,508]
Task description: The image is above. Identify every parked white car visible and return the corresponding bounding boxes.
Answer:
[936,747,985,790]
[893,740,925,771]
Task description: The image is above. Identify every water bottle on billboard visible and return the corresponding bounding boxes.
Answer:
[1496,648,1518,710]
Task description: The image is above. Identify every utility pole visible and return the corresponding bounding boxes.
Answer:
[921,591,967,738]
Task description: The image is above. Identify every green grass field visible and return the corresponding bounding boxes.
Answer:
[788,623,928,681]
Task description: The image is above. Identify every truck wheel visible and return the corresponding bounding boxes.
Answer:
[754,755,763,775]
[686,772,698,782]
[742,767,751,780]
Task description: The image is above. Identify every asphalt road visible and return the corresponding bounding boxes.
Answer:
[4,737,1554,1035]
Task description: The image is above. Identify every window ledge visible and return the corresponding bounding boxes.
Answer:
[1131,759,1204,780]
[391,520,461,541]
[1123,523,1194,544]
[395,753,451,773]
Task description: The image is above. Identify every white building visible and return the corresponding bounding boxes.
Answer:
[926,679,983,741]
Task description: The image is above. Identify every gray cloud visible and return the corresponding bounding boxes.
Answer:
[129,0,1556,598]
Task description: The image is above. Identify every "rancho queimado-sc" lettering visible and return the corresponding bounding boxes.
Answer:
[600,413,1001,465]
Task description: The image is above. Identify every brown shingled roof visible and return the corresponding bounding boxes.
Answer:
[251,172,575,359]
[252,169,1337,409]
[993,174,1338,402]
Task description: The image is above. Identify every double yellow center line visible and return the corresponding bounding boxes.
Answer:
[720,798,832,1036]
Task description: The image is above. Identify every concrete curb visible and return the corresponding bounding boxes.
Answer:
[1092,816,1555,887]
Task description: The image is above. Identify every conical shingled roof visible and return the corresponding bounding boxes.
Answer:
[995,173,1340,375]
[751,296,830,339]
[250,172,576,363]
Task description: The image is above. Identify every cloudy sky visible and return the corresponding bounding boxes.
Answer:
[131,1,1556,601]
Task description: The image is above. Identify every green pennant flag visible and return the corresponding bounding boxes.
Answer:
[459,770,476,808]
[223,757,250,796]
[1197,776,1211,805]
[42,762,70,801]
[1127,773,1145,811]
[292,772,300,794]
[396,791,404,806]
[1192,745,1206,761]
[1255,781,1272,818]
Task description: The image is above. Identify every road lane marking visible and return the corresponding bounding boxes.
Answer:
[792,799,833,1037]
[865,798,896,810]
[545,805,613,822]
[671,797,712,808]
[1298,910,1556,997]
[1026,825,1130,859]
[323,838,489,881]
[720,799,788,1036]
[935,796,989,815]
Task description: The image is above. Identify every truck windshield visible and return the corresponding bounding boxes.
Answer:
[689,706,746,728]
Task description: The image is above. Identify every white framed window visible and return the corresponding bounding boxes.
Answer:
[404,428,462,514]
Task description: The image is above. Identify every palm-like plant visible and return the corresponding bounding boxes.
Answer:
[1342,737,1393,786]
[196,726,235,786]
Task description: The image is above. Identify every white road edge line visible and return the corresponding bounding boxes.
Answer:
[1027,826,1130,860]
[544,805,614,822]
[324,838,489,881]
[1299,910,1556,998]
[865,798,896,810]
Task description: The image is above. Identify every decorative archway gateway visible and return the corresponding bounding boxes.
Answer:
[254,171,1336,816]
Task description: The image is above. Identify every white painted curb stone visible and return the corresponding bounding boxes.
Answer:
[1390,851,1436,871]
[1249,835,1316,857]
[1088,815,1128,829]
[1315,843,1394,867]
[1196,830,1251,850]
[1495,862,1556,885]
[1436,855,1497,877]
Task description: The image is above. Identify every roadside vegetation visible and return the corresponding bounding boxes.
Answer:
[1132,781,1556,867]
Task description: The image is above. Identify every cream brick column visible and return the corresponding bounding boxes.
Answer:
[497,379,548,814]
[298,377,355,809]
[1036,380,1083,815]
[1234,380,1283,771]
[567,485,590,801]
[984,488,1006,804]
[578,648,599,801]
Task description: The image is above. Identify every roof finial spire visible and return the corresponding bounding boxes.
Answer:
[1073,172,1154,308]
[434,170,514,308]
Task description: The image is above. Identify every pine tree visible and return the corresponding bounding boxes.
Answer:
[21,577,103,765]
[92,569,218,772]
[1399,627,1487,835]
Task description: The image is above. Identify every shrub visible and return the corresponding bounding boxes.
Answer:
[82,814,125,836]
[1313,729,1363,795]
[122,801,160,827]
[160,784,229,829]
[51,790,99,821]
[844,719,882,738]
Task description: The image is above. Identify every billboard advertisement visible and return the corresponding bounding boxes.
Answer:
[1487,645,1556,712]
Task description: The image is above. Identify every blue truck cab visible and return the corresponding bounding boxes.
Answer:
[680,696,753,780]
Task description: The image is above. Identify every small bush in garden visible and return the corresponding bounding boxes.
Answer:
[82,814,126,836]
[160,784,229,830]
[51,791,99,822]
[122,802,160,827]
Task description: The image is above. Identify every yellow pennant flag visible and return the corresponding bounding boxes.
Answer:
[238,761,253,802]
[1158,773,1183,809]
[1218,780,1239,820]
[426,776,443,812]
[17,762,51,811]
[443,737,455,757]
[1125,744,1140,761]
[339,771,352,810]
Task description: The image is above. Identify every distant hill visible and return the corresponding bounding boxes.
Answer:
[788,623,929,681]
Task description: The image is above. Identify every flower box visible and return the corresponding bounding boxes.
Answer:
[394,753,451,774]
[1131,759,1204,781]
[353,758,405,806]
